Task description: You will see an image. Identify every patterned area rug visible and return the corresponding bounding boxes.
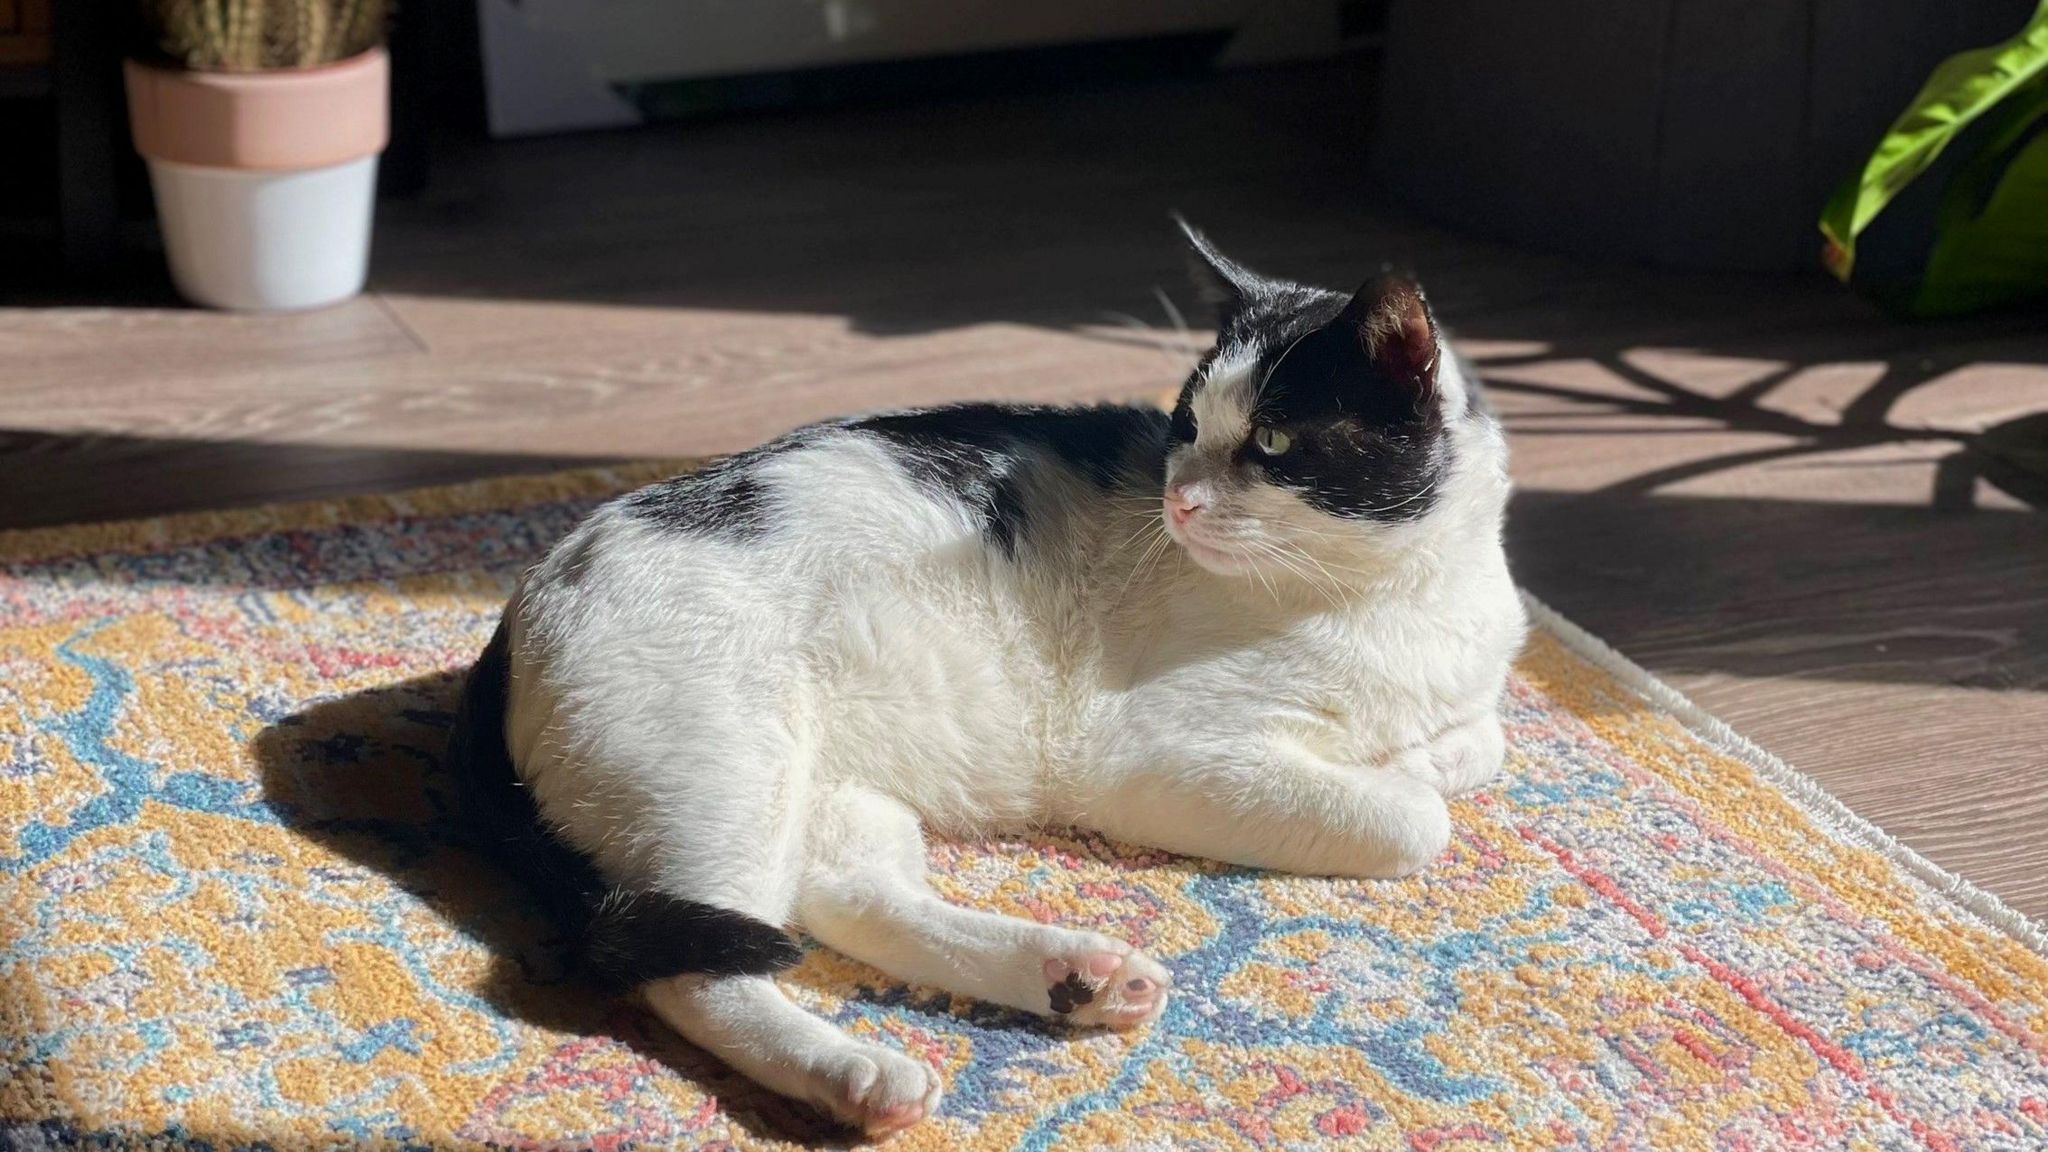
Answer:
[4,467,2047,1152]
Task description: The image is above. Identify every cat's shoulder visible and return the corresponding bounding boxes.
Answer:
[849,402,1169,488]
[585,401,1168,558]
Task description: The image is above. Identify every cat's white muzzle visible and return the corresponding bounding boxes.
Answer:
[1161,504,1259,576]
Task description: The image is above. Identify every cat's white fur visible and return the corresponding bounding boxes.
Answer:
[503,344,1524,1135]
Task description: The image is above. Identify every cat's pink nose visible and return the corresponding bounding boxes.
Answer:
[1165,485,1205,526]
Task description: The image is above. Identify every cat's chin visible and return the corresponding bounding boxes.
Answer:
[1171,533,1257,577]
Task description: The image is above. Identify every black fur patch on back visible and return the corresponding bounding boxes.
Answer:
[444,618,800,988]
[855,403,1169,555]
[617,442,794,539]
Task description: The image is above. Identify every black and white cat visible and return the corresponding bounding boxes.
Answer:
[447,227,1526,1136]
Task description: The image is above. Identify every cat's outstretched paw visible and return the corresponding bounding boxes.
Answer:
[1042,949,1171,1028]
[818,1042,944,1139]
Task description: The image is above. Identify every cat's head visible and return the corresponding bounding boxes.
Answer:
[1162,224,1503,580]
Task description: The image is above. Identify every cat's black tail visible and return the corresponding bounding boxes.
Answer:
[444,616,802,988]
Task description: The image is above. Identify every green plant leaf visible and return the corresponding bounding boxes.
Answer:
[1819,1,2048,278]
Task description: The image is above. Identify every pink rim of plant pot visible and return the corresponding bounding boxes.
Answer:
[124,47,389,171]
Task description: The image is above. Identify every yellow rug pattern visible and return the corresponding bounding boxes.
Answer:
[3,467,2046,1150]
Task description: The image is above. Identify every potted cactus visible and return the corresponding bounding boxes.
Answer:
[124,0,391,311]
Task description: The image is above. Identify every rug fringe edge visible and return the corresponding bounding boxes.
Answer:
[1524,590,2048,958]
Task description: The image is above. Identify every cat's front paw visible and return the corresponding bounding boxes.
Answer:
[1366,771,1453,877]
[815,1042,944,1139]
[1420,716,1506,797]
[1042,947,1171,1028]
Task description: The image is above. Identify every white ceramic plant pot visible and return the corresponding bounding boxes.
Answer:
[125,49,389,312]
[144,155,379,311]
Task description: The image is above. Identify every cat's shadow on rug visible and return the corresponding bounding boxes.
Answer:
[252,671,864,1146]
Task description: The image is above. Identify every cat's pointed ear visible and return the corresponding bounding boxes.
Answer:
[1341,275,1440,410]
[1176,216,1273,324]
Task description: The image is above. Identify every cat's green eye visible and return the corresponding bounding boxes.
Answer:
[1252,427,1292,456]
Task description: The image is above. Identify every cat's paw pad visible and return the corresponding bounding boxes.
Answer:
[1042,949,1170,1028]
[819,1043,943,1139]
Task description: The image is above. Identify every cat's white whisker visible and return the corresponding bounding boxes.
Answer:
[1098,310,1202,374]
[1151,285,1197,351]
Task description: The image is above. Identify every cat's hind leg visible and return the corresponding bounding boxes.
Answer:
[643,972,942,1138]
[541,712,945,1134]
[797,786,1171,1028]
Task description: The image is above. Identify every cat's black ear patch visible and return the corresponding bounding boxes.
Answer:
[1177,217,1280,327]
[1236,271,1450,524]
[1340,275,1440,413]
